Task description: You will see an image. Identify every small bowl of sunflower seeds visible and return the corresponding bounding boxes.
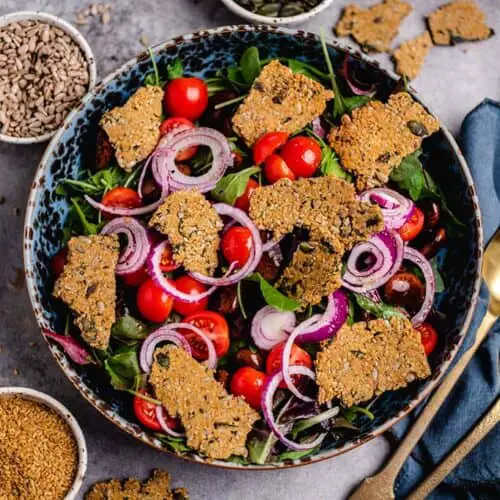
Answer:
[220,0,335,25]
[0,11,97,144]
[0,386,88,500]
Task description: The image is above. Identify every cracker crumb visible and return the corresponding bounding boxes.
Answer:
[149,346,259,460]
[53,234,119,350]
[427,0,493,46]
[328,92,440,190]
[316,317,431,406]
[393,31,433,80]
[335,0,412,53]
[232,60,333,146]
[100,86,163,171]
[149,191,223,276]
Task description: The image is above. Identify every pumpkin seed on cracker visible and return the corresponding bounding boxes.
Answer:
[393,31,433,80]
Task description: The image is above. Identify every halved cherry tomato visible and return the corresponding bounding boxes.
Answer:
[399,207,425,241]
[230,367,266,410]
[137,278,173,323]
[417,323,438,356]
[159,117,197,161]
[133,390,180,431]
[235,178,259,212]
[280,136,321,178]
[253,131,289,165]
[121,265,150,287]
[51,247,68,279]
[163,77,208,121]
[159,242,179,272]
[221,226,253,268]
[264,153,295,184]
[266,342,312,389]
[182,311,230,360]
[172,276,209,316]
[102,187,142,210]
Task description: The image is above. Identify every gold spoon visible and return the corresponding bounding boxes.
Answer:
[349,230,500,500]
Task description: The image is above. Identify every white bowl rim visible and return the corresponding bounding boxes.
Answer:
[0,10,97,145]
[0,386,88,499]
[220,0,335,25]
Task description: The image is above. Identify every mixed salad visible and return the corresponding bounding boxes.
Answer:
[47,36,462,464]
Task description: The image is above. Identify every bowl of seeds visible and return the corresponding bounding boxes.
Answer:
[220,0,335,25]
[0,386,87,500]
[0,11,96,144]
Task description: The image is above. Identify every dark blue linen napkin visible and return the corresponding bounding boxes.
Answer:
[393,99,500,500]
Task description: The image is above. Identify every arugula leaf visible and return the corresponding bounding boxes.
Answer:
[167,58,183,80]
[246,273,300,312]
[59,166,125,197]
[111,315,149,341]
[390,151,425,200]
[352,293,407,320]
[344,95,372,113]
[341,405,375,424]
[277,447,320,462]
[210,167,260,205]
[104,346,141,390]
[431,258,445,293]
[144,47,162,87]
[71,198,103,236]
[240,47,261,85]
[287,59,328,82]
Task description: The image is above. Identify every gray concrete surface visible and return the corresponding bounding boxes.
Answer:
[0,1,498,498]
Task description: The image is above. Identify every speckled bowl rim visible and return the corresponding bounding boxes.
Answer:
[0,387,88,498]
[23,25,483,470]
[0,10,97,145]
[221,0,335,25]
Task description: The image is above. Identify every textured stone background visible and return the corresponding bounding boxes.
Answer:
[0,1,498,498]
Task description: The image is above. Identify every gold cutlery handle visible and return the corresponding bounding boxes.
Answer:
[408,398,500,500]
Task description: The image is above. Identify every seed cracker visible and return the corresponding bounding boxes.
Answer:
[328,92,440,190]
[232,60,334,146]
[335,0,413,53]
[427,0,494,46]
[53,235,119,350]
[316,317,431,406]
[100,85,163,171]
[149,190,223,276]
[393,31,433,80]
[149,346,259,460]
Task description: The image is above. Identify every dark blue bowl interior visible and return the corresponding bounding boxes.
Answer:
[25,27,481,465]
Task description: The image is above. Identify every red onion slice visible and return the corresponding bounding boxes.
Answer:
[311,117,326,139]
[43,329,91,365]
[155,405,185,438]
[251,306,296,351]
[101,217,151,275]
[148,240,218,303]
[189,204,263,286]
[403,247,435,327]
[359,188,415,230]
[342,55,376,96]
[261,366,326,451]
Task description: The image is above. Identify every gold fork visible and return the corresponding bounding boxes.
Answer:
[349,230,500,500]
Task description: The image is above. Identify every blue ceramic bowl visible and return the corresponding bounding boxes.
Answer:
[24,25,483,469]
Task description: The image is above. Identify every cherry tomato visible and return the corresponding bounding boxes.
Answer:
[417,323,438,356]
[253,131,289,165]
[234,178,259,212]
[102,187,142,211]
[133,390,180,431]
[182,311,230,360]
[280,136,321,178]
[264,153,295,184]
[159,117,197,161]
[266,342,312,389]
[399,207,425,241]
[137,278,173,323]
[221,226,253,268]
[121,265,150,287]
[159,242,179,272]
[230,367,266,410]
[172,276,209,316]
[51,247,68,279]
[163,77,208,121]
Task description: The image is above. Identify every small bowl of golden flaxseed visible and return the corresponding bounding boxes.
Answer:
[0,387,87,500]
[0,11,97,144]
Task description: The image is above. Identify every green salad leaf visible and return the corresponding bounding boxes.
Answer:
[247,432,277,465]
[156,434,191,453]
[144,47,162,87]
[167,58,183,80]
[276,447,320,462]
[431,258,445,293]
[352,293,407,320]
[240,47,261,85]
[341,405,375,424]
[287,59,328,82]
[104,345,141,391]
[210,167,260,205]
[246,273,301,312]
[111,315,149,341]
[58,166,125,197]
[69,198,103,237]
[306,129,351,180]
[343,95,372,113]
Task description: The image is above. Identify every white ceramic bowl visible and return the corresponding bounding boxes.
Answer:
[221,0,335,25]
[0,387,87,500]
[0,11,97,145]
